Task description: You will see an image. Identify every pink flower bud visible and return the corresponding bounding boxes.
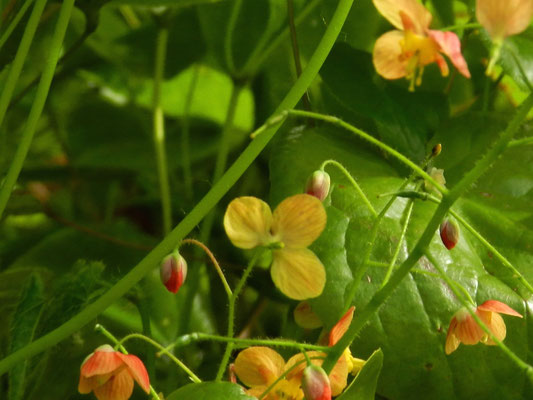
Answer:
[440,218,460,250]
[305,170,331,201]
[160,252,187,293]
[302,364,332,400]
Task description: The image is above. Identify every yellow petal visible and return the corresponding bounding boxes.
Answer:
[476,0,533,39]
[294,301,323,330]
[445,318,460,355]
[92,369,134,400]
[479,311,507,344]
[373,0,432,34]
[373,31,408,80]
[271,249,326,300]
[234,347,285,388]
[224,197,273,249]
[272,194,327,248]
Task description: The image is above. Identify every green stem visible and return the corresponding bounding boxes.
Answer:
[287,109,448,194]
[118,333,202,384]
[181,64,200,200]
[153,24,172,235]
[0,0,355,376]
[0,0,74,220]
[425,252,531,372]
[161,332,329,353]
[320,159,377,217]
[322,92,533,375]
[216,250,261,381]
[508,136,533,148]
[94,325,164,400]
[224,0,242,74]
[441,22,481,31]
[0,0,46,131]
[0,0,34,51]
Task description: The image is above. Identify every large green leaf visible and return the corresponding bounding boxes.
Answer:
[167,382,256,400]
[269,123,532,400]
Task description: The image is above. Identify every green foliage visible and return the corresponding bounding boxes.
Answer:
[337,349,383,400]
[167,382,256,399]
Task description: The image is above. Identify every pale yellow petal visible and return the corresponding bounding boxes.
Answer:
[272,194,326,248]
[479,311,507,344]
[476,0,533,39]
[271,249,326,300]
[373,0,432,34]
[373,31,408,80]
[224,197,273,249]
[234,347,285,387]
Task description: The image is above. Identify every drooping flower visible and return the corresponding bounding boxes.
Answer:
[445,300,523,354]
[160,252,188,293]
[78,344,150,400]
[372,0,470,90]
[305,170,331,201]
[224,194,327,300]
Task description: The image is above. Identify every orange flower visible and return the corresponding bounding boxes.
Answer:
[372,0,470,90]
[224,194,327,300]
[445,300,523,354]
[476,0,533,41]
[78,344,150,400]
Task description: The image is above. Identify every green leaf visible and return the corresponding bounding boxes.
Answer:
[110,0,224,6]
[8,275,44,400]
[269,122,532,400]
[166,382,256,400]
[337,349,383,400]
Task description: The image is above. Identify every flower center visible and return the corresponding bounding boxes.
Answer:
[400,30,439,90]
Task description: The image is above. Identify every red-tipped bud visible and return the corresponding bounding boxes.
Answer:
[305,170,331,201]
[160,252,187,293]
[302,364,332,400]
[294,301,323,330]
[440,218,460,250]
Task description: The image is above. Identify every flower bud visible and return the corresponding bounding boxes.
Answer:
[440,218,460,250]
[424,167,446,193]
[160,252,187,293]
[294,301,323,330]
[305,170,331,201]
[432,143,442,157]
[302,364,332,400]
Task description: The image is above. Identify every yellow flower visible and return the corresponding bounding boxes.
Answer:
[476,0,533,41]
[224,194,327,300]
[445,300,523,355]
[372,0,470,90]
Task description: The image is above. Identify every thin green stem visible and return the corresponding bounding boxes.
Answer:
[0,0,34,50]
[118,333,201,384]
[159,332,329,354]
[216,250,261,381]
[0,0,46,130]
[181,64,200,200]
[224,0,242,74]
[153,24,172,235]
[0,0,355,376]
[180,238,233,298]
[381,199,414,287]
[0,0,74,220]
[94,325,164,400]
[441,22,481,31]
[425,252,531,373]
[287,109,448,194]
[320,159,377,217]
[322,92,533,375]
[508,136,533,148]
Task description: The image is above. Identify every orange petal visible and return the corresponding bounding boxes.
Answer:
[329,306,355,347]
[92,369,134,400]
[427,30,470,78]
[373,31,408,80]
[234,347,286,387]
[445,317,460,355]
[116,353,150,393]
[373,0,432,34]
[476,0,533,39]
[224,197,273,249]
[478,311,507,344]
[272,194,327,248]
[455,313,484,345]
[271,248,326,300]
[477,300,523,317]
[80,345,123,378]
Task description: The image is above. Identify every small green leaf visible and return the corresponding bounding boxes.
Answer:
[337,349,383,400]
[166,382,256,400]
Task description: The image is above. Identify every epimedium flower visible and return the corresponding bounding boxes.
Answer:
[224,194,327,300]
[78,344,150,400]
[372,0,470,90]
[445,300,523,355]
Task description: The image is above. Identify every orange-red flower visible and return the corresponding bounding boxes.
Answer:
[372,0,470,90]
[445,300,523,354]
[78,344,150,400]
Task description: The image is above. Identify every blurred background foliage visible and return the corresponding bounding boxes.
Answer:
[0,0,532,399]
